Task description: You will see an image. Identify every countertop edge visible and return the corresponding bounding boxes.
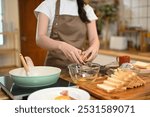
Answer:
[99,49,150,62]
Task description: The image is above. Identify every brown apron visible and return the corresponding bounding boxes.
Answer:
[45,0,88,71]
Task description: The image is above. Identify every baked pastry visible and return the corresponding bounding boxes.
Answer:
[97,68,145,93]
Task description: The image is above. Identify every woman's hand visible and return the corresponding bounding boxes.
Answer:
[82,42,99,62]
[82,20,100,62]
[58,42,84,64]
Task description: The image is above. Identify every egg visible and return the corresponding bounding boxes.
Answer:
[54,95,71,100]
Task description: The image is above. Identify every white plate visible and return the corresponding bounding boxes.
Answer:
[27,87,90,100]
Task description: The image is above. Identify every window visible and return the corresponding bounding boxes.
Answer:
[0,0,3,45]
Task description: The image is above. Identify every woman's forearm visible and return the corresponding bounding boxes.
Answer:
[36,34,63,51]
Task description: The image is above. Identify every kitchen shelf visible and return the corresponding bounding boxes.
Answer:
[118,28,148,52]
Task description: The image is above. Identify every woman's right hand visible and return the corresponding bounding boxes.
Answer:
[58,42,84,64]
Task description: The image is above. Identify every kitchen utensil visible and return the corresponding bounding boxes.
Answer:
[68,62,100,83]
[24,56,34,67]
[19,53,30,75]
[20,54,37,76]
[9,66,61,87]
[116,55,130,66]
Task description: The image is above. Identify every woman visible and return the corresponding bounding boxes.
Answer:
[34,0,100,71]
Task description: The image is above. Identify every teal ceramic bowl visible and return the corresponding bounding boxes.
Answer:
[9,66,61,87]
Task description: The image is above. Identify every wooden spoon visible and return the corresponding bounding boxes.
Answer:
[24,56,34,67]
[19,53,30,75]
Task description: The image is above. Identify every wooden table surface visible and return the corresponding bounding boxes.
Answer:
[60,73,150,100]
[0,89,10,100]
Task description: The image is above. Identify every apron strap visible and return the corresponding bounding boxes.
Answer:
[55,0,60,16]
[50,0,60,38]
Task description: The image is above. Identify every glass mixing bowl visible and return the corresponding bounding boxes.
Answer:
[68,62,100,83]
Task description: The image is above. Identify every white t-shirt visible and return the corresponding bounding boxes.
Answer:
[34,0,98,35]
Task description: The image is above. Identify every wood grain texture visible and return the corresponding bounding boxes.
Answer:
[0,89,10,100]
[80,77,150,100]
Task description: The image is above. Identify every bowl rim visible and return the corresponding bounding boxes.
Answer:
[68,62,101,68]
[9,66,61,78]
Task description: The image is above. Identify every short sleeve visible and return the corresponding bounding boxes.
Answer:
[34,1,51,19]
[84,5,98,21]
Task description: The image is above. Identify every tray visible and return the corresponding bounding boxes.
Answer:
[78,76,150,100]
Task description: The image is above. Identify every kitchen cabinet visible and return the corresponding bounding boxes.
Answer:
[0,31,20,68]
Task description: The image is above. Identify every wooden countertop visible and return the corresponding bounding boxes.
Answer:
[0,83,13,100]
[99,49,150,62]
[0,90,10,100]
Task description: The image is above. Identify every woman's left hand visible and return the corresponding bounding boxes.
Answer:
[82,20,100,62]
[82,42,99,62]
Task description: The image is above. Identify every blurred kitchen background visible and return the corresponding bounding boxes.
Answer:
[0,0,150,75]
